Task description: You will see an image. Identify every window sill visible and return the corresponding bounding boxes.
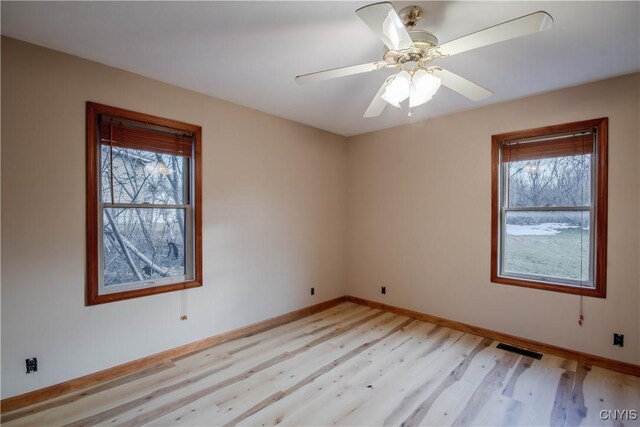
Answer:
[491,274,605,298]
[87,280,202,305]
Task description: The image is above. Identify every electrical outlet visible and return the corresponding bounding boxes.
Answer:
[311,287,315,296]
[613,333,624,347]
[26,357,37,374]
[381,286,386,295]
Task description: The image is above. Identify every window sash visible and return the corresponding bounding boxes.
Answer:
[97,152,196,294]
[97,205,195,295]
[498,206,595,288]
[497,132,597,288]
[100,145,191,206]
[98,133,194,293]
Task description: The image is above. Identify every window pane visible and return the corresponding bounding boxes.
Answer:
[506,155,591,207]
[503,211,591,284]
[103,207,187,287]
[101,146,185,205]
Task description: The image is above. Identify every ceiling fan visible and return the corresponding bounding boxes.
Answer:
[295,2,553,118]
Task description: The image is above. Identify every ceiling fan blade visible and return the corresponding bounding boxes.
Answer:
[437,11,553,57]
[364,75,395,118]
[429,67,493,101]
[296,61,386,85]
[356,2,414,51]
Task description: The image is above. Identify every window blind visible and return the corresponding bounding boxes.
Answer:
[99,115,193,157]
[502,132,594,162]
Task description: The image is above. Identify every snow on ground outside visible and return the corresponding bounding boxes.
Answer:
[506,223,584,236]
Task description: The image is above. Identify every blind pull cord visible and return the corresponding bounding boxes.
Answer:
[578,132,588,326]
[109,124,115,205]
[171,127,186,157]
[180,289,188,321]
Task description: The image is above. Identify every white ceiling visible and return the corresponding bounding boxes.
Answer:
[2,1,639,136]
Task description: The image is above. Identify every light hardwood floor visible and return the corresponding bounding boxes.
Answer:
[2,302,638,426]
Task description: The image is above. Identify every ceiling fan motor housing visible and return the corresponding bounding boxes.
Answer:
[383,30,440,69]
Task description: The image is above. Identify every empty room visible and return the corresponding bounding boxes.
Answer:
[1,1,639,426]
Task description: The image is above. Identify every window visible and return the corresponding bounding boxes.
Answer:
[86,102,202,305]
[491,118,607,297]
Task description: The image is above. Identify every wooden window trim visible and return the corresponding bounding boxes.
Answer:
[86,102,203,305]
[491,118,608,298]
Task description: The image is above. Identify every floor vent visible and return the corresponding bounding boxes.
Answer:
[496,343,543,360]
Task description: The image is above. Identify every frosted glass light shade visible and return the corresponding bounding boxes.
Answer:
[410,70,441,108]
[381,71,411,107]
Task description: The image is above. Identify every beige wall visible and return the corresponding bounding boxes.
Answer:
[1,38,348,398]
[2,36,639,400]
[347,73,640,365]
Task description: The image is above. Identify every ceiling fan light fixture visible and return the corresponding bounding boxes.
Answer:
[381,70,411,107]
[298,3,552,119]
[409,84,432,108]
[409,70,441,108]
